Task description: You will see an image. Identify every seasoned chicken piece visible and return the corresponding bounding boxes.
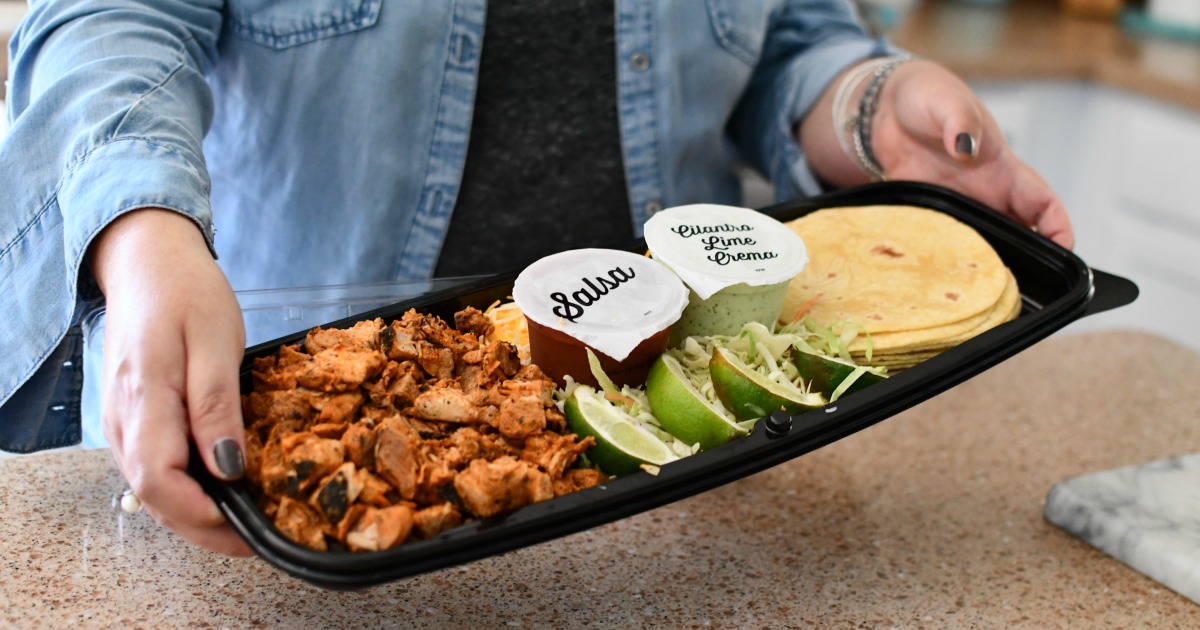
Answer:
[359,404,397,426]
[408,417,453,437]
[417,344,455,380]
[310,422,348,439]
[413,502,463,539]
[382,319,422,362]
[246,389,316,428]
[414,458,458,506]
[252,354,277,375]
[495,397,546,440]
[472,376,555,409]
[335,504,370,543]
[397,308,427,330]
[258,434,292,499]
[374,419,422,500]
[250,355,282,391]
[424,426,518,470]
[305,318,383,354]
[461,341,522,385]
[310,462,361,525]
[259,497,280,521]
[243,429,264,487]
[346,505,415,552]
[501,377,555,404]
[252,344,311,391]
[276,343,312,369]
[354,468,396,508]
[512,363,544,380]
[453,456,553,518]
[415,310,478,356]
[314,390,364,425]
[412,387,482,423]
[367,361,422,409]
[295,347,386,392]
[481,341,522,381]
[426,427,483,469]
[453,306,493,338]
[275,496,328,551]
[281,432,346,496]
[520,432,594,478]
[341,421,377,468]
[454,364,487,395]
[552,467,607,497]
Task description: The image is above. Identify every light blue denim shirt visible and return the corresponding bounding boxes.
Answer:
[0,0,889,452]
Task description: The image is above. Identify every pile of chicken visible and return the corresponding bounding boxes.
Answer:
[242,307,605,552]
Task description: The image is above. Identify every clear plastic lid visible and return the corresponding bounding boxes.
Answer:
[512,249,690,361]
[643,204,809,300]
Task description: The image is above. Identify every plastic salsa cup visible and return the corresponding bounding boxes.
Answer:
[511,248,690,388]
[643,204,808,345]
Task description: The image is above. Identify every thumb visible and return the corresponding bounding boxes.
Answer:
[922,80,985,163]
[186,316,248,482]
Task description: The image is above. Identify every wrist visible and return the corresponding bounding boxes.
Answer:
[830,55,911,181]
[90,208,212,297]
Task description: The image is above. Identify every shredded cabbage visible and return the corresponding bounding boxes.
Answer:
[695,322,812,394]
[829,365,870,402]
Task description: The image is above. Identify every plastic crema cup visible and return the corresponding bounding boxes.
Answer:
[643,204,808,345]
[511,248,690,389]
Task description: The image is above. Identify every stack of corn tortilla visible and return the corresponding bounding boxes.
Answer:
[780,205,1020,371]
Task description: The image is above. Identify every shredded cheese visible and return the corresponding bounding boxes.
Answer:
[484,301,531,363]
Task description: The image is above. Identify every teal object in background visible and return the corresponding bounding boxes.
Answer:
[854,0,921,35]
[1121,7,1200,43]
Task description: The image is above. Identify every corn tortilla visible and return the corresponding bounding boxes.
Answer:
[781,206,1009,334]
[845,268,1020,354]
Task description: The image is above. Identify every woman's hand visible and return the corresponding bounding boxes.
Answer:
[802,59,1074,250]
[90,209,252,556]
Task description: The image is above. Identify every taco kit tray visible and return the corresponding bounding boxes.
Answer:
[193,182,1139,589]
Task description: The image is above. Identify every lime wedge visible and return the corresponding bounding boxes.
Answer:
[564,387,678,476]
[709,346,826,421]
[645,354,748,450]
[791,348,886,401]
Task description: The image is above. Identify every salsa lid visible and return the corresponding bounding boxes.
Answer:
[643,204,809,300]
[511,249,690,362]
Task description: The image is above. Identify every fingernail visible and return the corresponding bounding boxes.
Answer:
[214,439,245,479]
[956,132,978,158]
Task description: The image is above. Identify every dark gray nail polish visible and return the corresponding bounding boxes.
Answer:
[956,132,978,158]
[214,438,245,479]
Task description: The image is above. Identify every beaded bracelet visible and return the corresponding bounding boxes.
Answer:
[830,56,910,181]
[855,58,907,181]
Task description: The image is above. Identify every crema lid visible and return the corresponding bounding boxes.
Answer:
[643,204,809,300]
[512,249,689,362]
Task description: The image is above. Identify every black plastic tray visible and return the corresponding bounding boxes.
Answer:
[194,182,1138,589]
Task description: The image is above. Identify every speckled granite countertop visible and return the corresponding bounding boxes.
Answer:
[3,330,1199,627]
[892,0,1200,112]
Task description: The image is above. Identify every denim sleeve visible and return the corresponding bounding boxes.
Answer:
[727,0,899,202]
[0,0,223,451]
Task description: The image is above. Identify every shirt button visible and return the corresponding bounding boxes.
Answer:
[630,52,651,72]
[644,200,663,216]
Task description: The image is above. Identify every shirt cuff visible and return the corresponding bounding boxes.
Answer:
[772,37,901,200]
[57,136,217,288]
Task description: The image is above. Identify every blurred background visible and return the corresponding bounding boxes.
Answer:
[2,0,1198,351]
